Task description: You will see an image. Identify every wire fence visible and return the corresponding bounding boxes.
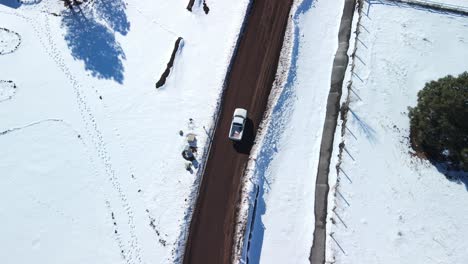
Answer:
[387,0,468,14]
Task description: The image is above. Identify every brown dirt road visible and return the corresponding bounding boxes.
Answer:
[183,0,293,263]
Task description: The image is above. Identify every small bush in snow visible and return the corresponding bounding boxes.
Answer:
[409,72,468,171]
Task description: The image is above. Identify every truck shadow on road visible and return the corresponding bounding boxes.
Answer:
[233,118,255,155]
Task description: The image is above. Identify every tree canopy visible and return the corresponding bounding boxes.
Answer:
[409,72,468,171]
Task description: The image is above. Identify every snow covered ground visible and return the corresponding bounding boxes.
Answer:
[237,0,344,263]
[327,1,468,263]
[0,0,248,263]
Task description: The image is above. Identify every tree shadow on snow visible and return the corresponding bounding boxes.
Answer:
[284,0,314,86]
[433,162,468,191]
[349,109,377,144]
[61,0,130,84]
[93,0,130,35]
[0,0,21,8]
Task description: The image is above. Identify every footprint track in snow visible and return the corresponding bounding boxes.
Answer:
[1,9,144,263]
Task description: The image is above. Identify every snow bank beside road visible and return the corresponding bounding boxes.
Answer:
[327,1,468,263]
[234,0,345,263]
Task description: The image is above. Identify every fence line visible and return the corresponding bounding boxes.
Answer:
[387,0,468,15]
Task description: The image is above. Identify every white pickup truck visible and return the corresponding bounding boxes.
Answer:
[229,108,247,141]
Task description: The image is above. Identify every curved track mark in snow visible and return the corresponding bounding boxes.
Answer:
[0,119,63,136]
[0,80,17,102]
[0,28,22,55]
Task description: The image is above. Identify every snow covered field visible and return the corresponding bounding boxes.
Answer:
[237,0,345,263]
[327,1,468,263]
[0,0,248,263]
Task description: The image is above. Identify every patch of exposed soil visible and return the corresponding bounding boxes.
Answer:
[186,0,195,12]
[186,0,209,14]
[203,1,210,14]
[61,0,88,8]
[155,37,183,89]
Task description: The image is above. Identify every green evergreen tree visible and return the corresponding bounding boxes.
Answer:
[409,72,468,171]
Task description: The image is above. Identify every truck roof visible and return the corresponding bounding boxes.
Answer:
[233,116,244,125]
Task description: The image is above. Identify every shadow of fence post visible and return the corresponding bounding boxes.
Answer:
[332,208,348,228]
[343,146,355,161]
[349,86,362,101]
[336,189,350,206]
[339,167,353,183]
[345,125,358,140]
[330,232,346,255]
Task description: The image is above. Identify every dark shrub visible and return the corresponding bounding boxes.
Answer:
[409,72,468,171]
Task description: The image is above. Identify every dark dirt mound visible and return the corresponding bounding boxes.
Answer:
[156,37,183,89]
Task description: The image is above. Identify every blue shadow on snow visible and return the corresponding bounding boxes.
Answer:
[349,109,377,144]
[0,0,21,8]
[246,185,266,264]
[93,0,130,35]
[61,0,130,84]
[434,162,468,191]
[245,0,315,263]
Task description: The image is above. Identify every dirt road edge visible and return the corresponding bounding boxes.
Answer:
[230,2,298,262]
[176,1,252,262]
